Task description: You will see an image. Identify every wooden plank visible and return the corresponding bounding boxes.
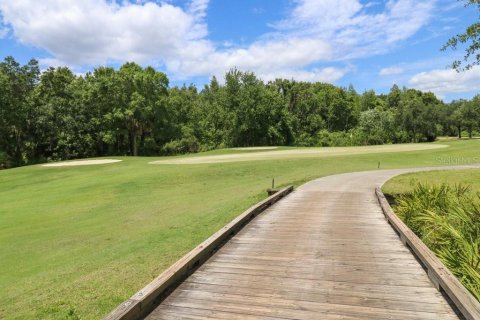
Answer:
[148,305,284,320]
[210,252,423,268]
[198,265,434,287]
[216,247,417,259]
[178,281,454,313]
[154,299,370,320]
[142,169,474,319]
[159,289,459,320]
[103,186,293,320]
[376,187,480,320]
[184,274,448,304]
[206,259,428,275]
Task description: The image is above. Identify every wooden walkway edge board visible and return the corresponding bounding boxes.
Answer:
[375,187,480,320]
[103,185,294,320]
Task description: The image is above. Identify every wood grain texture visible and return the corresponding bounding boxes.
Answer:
[146,168,479,320]
[103,186,293,320]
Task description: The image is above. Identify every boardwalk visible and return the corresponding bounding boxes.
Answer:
[146,169,461,319]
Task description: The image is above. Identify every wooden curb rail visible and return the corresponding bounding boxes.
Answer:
[375,187,480,320]
[103,185,294,320]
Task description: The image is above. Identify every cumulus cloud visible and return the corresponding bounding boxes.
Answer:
[409,66,480,97]
[0,15,8,38]
[167,37,332,79]
[0,0,207,65]
[0,26,7,38]
[257,67,348,83]
[274,0,435,60]
[379,66,404,76]
[0,0,435,83]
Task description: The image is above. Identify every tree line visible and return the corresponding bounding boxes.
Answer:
[1,56,479,168]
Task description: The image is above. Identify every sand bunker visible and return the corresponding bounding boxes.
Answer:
[232,147,278,151]
[42,159,122,167]
[150,144,448,165]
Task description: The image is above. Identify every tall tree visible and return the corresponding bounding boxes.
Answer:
[460,100,479,138]
[30,67,78,160]
[116,63,168,156]
[0,57,40,166]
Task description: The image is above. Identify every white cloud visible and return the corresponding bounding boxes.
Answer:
[0,15,8,38]
[0,0,207,65]
[257,67,348,83]
[274,0,435,60]
[379,66,404,76]
[0,0,435,84]
[0,26,7,38]
[364,2,381,9]
[409,66,480,97]
[168,37,332,79]
[187,0,209,20]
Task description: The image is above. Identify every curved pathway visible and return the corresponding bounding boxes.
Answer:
[147,166,479,319]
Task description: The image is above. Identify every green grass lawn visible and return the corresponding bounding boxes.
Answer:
[1,139,480,319]
[383,168,480,196]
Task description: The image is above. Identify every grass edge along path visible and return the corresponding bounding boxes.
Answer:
[383,168,480,301]
[0,139,479,319]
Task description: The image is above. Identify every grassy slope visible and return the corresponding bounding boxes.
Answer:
[383,168,480,196]
[1,139,480,319]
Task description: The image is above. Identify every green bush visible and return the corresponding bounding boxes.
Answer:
[0,151,9,169]
[394,183,480,300]
[162,136,200,155]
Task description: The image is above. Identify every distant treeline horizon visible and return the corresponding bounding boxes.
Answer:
[1,56,479,168]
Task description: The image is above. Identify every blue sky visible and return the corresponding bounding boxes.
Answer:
[0,0,479,101]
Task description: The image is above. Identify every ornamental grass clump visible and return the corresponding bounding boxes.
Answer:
[394,183,480,300]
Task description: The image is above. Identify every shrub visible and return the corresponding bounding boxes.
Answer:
[0,151,8,169]
[162,136,200,155]
[394,183,480,300]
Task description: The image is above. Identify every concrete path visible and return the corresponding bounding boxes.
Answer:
[146,167,476,319]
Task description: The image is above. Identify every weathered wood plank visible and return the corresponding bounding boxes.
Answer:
[188,270,447,292]
[160,290,459,320]
[103,186,293,320]
[117,168,480,319]
[177,281,454,313]
[197,265,434,286]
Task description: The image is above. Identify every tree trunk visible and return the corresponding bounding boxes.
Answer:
[133,134,138,156]
[458,126,462,139]
[14,127,23,166]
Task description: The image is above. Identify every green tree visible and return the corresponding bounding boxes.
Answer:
[397,90,441,142]
[358,108,395,144]
[324,86,356,132]
[197,76,234,149]
[442,0,480,70]
[115,63,168,156]
[361,90,383,111]
[387,84,402,109]
[0,57,40,166]
[461,100,480,138]
[30,67,83,160]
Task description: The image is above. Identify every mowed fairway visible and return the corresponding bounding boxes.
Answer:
[150,143,447,164]
[383,167,480,195]
[0,140,479,319]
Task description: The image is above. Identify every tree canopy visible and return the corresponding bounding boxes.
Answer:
[442,0,480,70]
[1,56,479,168]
